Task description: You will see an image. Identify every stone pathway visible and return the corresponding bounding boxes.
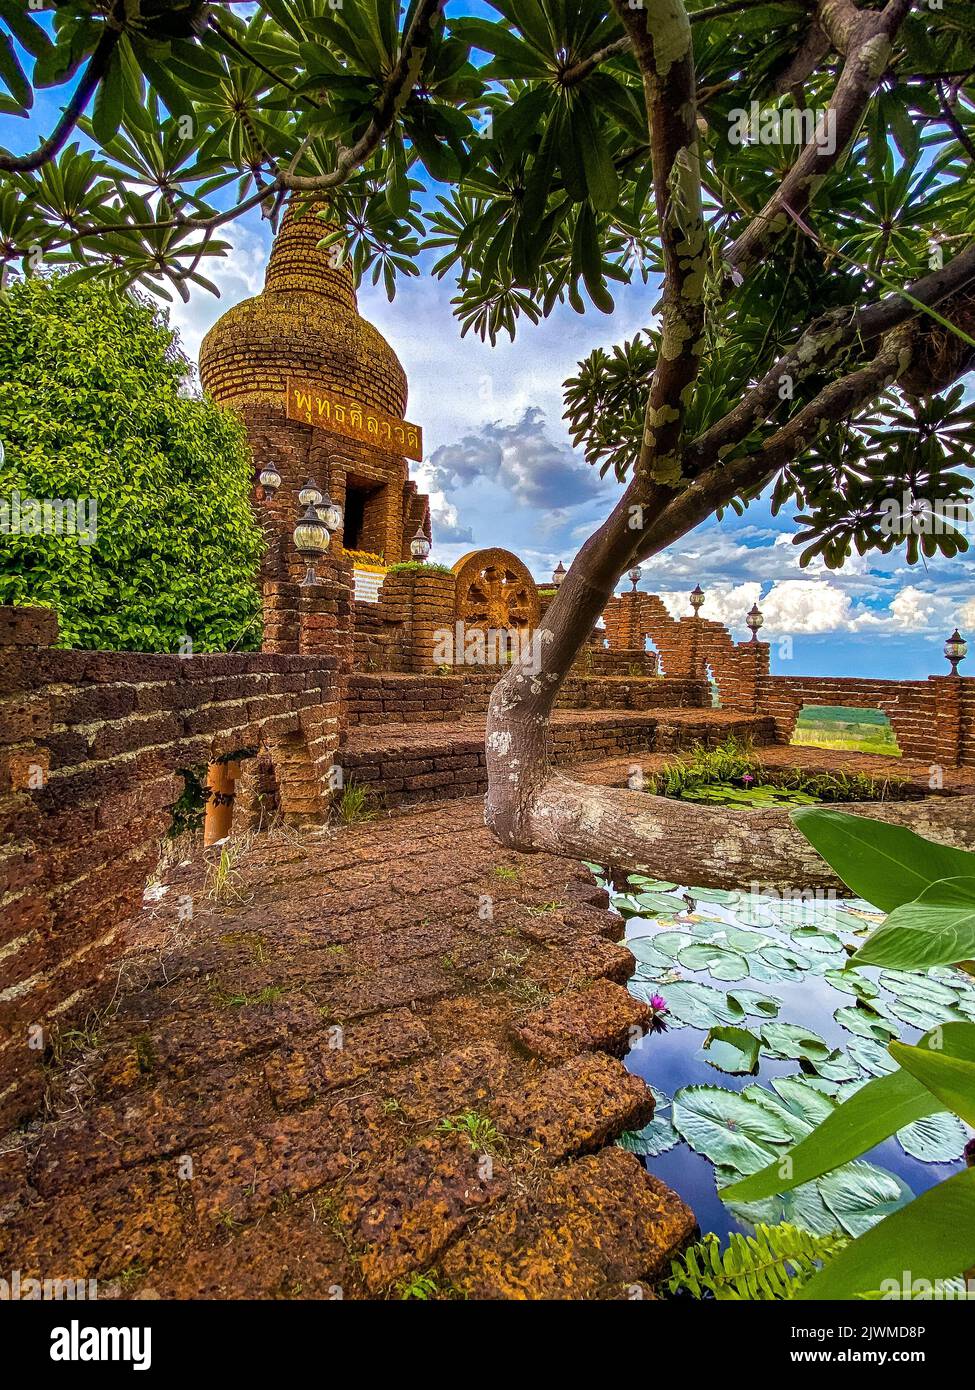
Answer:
[0,797,694,1300]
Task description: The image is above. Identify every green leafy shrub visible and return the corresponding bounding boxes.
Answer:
[668,1223,848,1300]
[0,275,263,651]
[386,560,453,576]
[721,811,975,1300]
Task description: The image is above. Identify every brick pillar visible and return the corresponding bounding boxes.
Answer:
[378,568,456,672]
[930,675,963,768]
[0,606,58,1130]
[732,641,770,713]
[683,616,708,678]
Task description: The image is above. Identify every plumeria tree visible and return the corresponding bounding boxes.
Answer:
[3,0,975,876]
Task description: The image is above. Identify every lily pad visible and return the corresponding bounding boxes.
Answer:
[818,1161,914,1237]
[701,1026,761,1075]
[881,996,967,1031]
[825,967,880,1000]
[879,970,962,1007]
[810,1049,862,1083]
[791,925,846,954]
[672,1086,793,1173]
[661,980,744,1030]
[834,1004,900,1042]
[769,1075,838,1128]
[626,876,678,892]
[721,1179,841,1237]
[617,1085,679,1157]
[628,936,673,973]
[635,891,689,916]
[846,1037,898,1076]
[896,1111,969,1164]
[725,988,780,1019]
[678,941,750,981]
[653,931,695,959]
[760,1022,831,1063]
[751,946,810,983]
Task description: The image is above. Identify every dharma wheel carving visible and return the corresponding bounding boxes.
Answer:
[452,548,540,632]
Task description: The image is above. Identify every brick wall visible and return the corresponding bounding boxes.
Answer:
[603,592,769,709]
[340,707,774,808]
[343,671,710,727]
[755,674,968,765]
[0,605,342,1131]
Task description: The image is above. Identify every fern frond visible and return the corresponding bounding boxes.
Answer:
[667,1223,849,1301]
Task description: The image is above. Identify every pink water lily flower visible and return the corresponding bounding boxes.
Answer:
[648,993,669,1034]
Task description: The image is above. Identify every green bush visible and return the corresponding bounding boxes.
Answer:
[0,275,263,651]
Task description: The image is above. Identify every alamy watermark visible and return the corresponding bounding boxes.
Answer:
[0,489,97,546]
[728,102,837,156]
[433,621,551,675]
[878,491,971,538]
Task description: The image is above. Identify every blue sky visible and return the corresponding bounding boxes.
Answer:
[4,6,974,679]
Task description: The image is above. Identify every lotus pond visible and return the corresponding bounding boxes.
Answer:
[601,873,975,1244]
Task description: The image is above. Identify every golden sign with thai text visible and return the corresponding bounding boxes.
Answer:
[286,380,423,461]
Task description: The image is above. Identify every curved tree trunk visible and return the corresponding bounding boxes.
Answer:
[485,0,975,892]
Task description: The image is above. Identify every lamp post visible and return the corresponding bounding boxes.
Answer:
[746,602,764,642]
[410,526,431,562]
[552,561,566,588]
[945,629,968,677]
[257,462,281,502]
[690,584,705,616]
[628,565,642,592]
[293,503,330,586]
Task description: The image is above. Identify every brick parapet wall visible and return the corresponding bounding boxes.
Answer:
[341,710,775,808]
[602,593,769,710]
[343,671,709,728]
[0,605,343,1131]
[755,674,975,765]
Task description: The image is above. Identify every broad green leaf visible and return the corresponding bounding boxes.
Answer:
[92,55,124,147]
[854,876,975,970]
[890,1026,975,1126]
[791,809,975,912]
[797,1166,975,1299]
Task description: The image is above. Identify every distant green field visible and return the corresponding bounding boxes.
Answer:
[791,705,901,757]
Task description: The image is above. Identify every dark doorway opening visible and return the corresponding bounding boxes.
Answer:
[343,484,368,551]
